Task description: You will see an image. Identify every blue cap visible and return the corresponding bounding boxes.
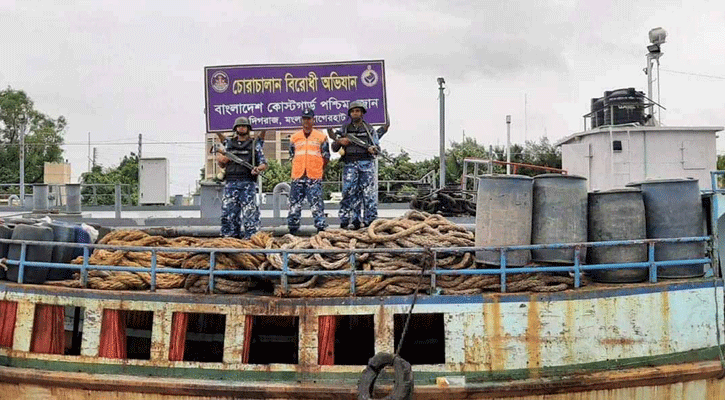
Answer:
[301,109,315,118]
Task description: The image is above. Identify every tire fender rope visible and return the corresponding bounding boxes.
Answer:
[357,352,413,400]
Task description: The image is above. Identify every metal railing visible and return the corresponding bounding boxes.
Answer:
[0,236,712,294]
[461,158,566,192]
[0,183,136,208]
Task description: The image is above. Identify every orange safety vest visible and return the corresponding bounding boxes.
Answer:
[290,129,327,180]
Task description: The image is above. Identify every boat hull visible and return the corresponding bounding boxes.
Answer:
[1,279,724,399]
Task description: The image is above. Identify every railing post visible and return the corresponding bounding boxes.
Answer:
[81,246,89,288]
[115,183,122,219]
[500,248,507,293]
[150,249,157,292]
[648,242,657,283]
[209,251,216,293]
[488,146,494,174]
[281,252,288,295]
[573,246,581,288]
[709,171,721,278]
[430,251,438,295]
[350,252,357,296]
[17,243,27,284]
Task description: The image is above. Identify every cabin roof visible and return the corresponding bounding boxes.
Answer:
[555,125,724,147]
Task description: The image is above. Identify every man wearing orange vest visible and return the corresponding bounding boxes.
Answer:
[287,109,331,234]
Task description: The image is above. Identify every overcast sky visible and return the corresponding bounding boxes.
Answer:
[1,0,724,195]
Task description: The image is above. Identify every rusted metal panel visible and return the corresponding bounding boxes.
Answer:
[299,306,316,367]
[444,312,465,368]
[374,305,394,355]
[12,300,34,352]
[222,310,245,364]
[149,307,170,362]
[80,304,102,357]
[0,282,723,379]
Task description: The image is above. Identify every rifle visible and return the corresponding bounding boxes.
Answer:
[334,126,393,163]
[211,143,265,178]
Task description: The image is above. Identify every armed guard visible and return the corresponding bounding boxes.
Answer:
[287,109,330,233]
[330,100,390,229]
[215,116,267,239]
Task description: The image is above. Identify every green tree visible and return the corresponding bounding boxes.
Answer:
[79,154,139,205]
[403,136,562,188]
[517,137,562,176]
[261,159,292,192]
[0,87,66,190]
[717,154,725,188]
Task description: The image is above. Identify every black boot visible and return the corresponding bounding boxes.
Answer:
[351,220,361,230]
[340,222,348,229]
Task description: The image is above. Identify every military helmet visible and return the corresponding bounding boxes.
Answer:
[347,100,367,115]
[232,116,253,131]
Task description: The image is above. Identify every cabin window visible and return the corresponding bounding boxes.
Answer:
[318,315,375,366]
[98,309,154,360]
[394,313,445,365]
[180,313,226,363]
[612,140,623,152]
[125,310,153,360]
[247,316,299,364]
[65,306,84,356]
[29,305,83,356]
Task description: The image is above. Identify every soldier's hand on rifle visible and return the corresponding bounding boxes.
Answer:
[251,166,260,175]
[337,137,351,146]
[217,154,229,168]
[368,146,378,155]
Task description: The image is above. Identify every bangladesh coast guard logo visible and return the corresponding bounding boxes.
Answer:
[361,65,379,87]
[211,71,229,93]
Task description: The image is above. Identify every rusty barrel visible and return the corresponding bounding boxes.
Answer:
[531,174,588,264]
[475,174,533,266]
[627,178,705,278]
[587,189,648,282]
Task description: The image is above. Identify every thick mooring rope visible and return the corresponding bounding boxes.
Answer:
[49,232,273,293]
[48,211,583,295]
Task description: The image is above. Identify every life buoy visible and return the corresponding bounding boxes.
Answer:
[357,352,413,400]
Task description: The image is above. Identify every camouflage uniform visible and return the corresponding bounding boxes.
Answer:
[288,177,327,231]
[339,160,377,226]
[220,138,266,239]
[331,122,388,227]
[287,136,330,232]
[221,180,260,239]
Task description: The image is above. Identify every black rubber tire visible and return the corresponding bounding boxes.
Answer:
[357,352,414,400]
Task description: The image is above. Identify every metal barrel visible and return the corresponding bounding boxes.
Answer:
[587,189,648,283]
[45,223,76,280]
[6,224,54,284]
[531,174,588,264]
[627,178,705,278]
[475,174,533,266]
[65,184,82,214]
[32,184,49,212]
